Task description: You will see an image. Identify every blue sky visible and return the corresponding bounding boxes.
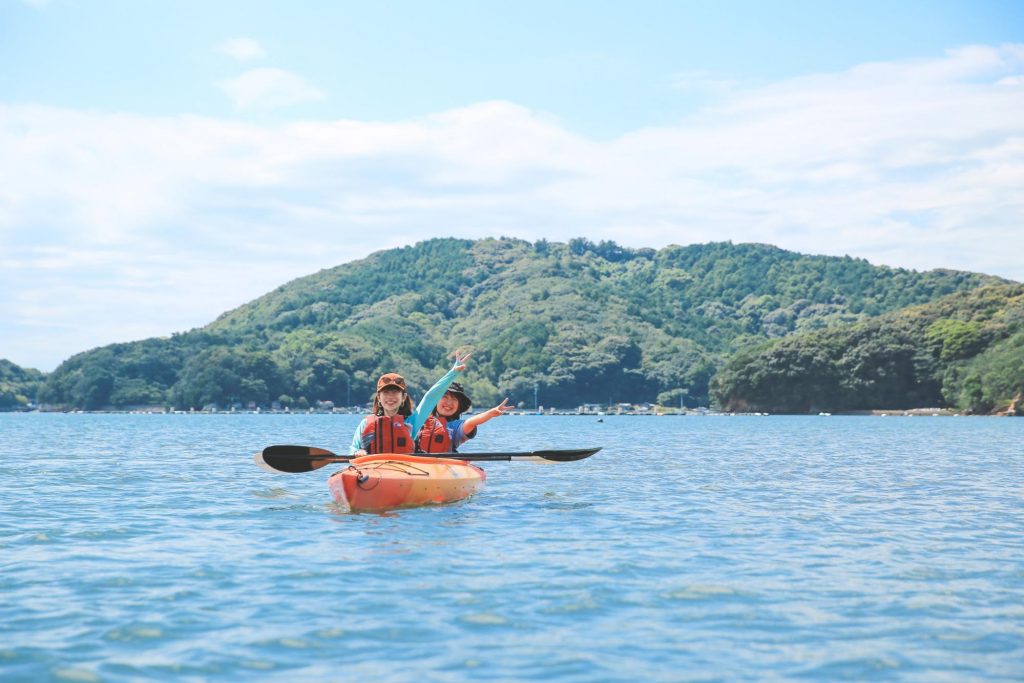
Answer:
[2,0,1023,370]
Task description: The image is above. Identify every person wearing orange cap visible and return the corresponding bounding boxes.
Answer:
[348,351,470,456]
[417,383,511,453]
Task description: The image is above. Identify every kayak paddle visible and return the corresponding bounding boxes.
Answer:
[255,445,601,474]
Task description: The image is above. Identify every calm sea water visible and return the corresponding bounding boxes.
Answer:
[1,413,1022,682]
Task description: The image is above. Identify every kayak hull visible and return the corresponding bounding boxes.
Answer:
[328,453,486,512]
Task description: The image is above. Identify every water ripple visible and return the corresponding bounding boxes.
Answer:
[1,413,1022,681]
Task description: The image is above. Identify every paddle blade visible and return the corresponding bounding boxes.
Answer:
[258,444,348,474]
[253,452,282,473]
[265,444,339,458]
[529,447,600,462]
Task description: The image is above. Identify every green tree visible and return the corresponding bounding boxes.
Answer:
[36,238,1011,411]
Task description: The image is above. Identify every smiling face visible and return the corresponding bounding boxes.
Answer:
[436,391,460,418]
[377,386,406,415]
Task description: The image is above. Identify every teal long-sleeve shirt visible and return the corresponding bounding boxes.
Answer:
[348,364,463,455]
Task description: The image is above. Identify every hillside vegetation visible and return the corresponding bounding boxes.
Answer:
[0,359,44,410]
[32,237,1010,412]
[712,283,1024,414]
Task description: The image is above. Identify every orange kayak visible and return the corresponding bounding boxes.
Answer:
[328,453,486,513]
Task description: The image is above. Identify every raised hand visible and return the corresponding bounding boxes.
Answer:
[452,349,473,372]
[488,397,512,417]
[464,396,512,432]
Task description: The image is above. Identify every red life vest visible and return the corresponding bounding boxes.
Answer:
[417,415,452,453]
[361,414,414,454]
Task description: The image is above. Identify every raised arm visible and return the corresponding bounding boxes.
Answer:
[463,397,511,435]
[409,350,472,436]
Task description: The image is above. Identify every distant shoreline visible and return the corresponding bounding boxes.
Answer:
[3,407,1017,417]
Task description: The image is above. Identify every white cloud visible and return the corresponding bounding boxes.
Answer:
[216,37,267,62]
[217,68,326,109]
[2,44,1023,370]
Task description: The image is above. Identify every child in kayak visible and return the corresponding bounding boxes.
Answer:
[417,383,511,453]
[349,351,470,456]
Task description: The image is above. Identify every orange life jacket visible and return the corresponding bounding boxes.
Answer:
[417,415,453,453]
[361,414,415,454]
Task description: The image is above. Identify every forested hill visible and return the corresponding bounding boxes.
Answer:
[36,237,1005,411]
[712,283,1024,415]
[0,359,44,410]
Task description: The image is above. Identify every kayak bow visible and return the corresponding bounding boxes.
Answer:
[328,453,486,513]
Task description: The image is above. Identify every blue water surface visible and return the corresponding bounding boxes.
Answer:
[1,413,1022,682]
